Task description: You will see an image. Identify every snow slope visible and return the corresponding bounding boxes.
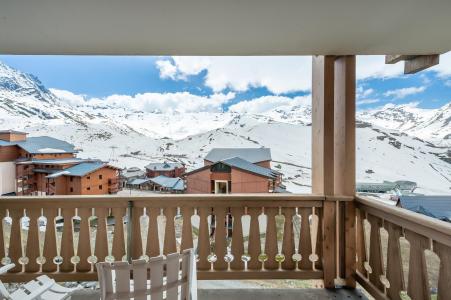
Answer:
[1,61,450,194]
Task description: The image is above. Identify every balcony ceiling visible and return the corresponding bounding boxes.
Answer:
[1,0,450,56]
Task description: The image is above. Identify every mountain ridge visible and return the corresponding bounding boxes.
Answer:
[1,60,450,194]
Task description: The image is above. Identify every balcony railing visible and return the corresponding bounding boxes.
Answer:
[0,194,449,299]
[355,196,451,300]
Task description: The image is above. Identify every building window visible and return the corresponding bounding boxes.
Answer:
[70,177,73,182]
[99,185,103,190]
[87,176,90,179]
[70,187,73,192]
[87,187,90,191]
[99,174,103,179]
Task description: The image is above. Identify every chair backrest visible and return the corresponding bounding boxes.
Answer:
[96,249,197,300]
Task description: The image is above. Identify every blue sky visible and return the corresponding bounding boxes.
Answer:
[1,54,450,112]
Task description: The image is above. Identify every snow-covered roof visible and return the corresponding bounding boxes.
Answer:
[0,136,77,154]
[205,148,271,163]
[129,178,153,185]
[145,162,184,171]
[122,168,146,179]
[150,175,185,191]
[46,161,112,178]
[0,130,27,134]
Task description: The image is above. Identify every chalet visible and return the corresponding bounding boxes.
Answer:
[145,162,185,178]
[185,148,283,194]
[149,175,185,193]
[204,148,272,168]
[0,130,119,195]
[119,167,146,188]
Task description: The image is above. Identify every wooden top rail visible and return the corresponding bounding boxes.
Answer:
[356,195,451,247]
[0,194,330,209]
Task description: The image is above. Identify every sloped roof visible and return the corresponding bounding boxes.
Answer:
[185,156,280,179]
[0,130,27,134]
[150,175,185,191]
[46,161,111,178]
[145,162,184,171]
[205,148,271,163]
[129,178,153,185]
[398,196,451,222]
[0,136,76,154]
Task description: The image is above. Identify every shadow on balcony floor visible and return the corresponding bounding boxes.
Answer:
[71,287,367,300]
[198,288,367,300]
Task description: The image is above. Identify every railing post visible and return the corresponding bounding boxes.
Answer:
[127,200,133,263]
[334,55,356,288]
[312,55,336,288]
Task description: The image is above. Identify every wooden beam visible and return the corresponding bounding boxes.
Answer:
[312,55,335,195]
[385,55,416,64]
[334,56,356,288]
[404,54,439,74]
[385,54,440,74]
[312,55,336,289]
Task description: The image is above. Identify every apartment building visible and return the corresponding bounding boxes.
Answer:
[0,130,119,195]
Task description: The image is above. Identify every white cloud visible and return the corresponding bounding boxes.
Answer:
[357,86,375,99]
[50,88,87,106]
[155,55,413,94]
[156,56,312,94]
[357,99,380,106]
[383,86,426,99]
[445,80,451,87]
[51,89,235,113]
[431,51,451,77]
[356,56,405,80]
[229,95,310,114]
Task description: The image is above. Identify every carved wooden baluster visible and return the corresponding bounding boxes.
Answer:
[146,207,160,258]
[0,209,5,265]
[433,241,451,300]
[230,207,244,270]
[299,207,313,270]
[197,207,210,270]
[77,207,91,271]
[95,207,108,263]
[60,208,74,272]
[111,207,126,262]
[42,208,57,272]
[213,207,228,270]
[356,208,367,277]
[405,230,430,300]
[367,214,384,292]
[315,207,323,270]
[181,207,194,251]
[281,207,295,270]
[131,206,143,260]
[264,207,278,270]
[25,208,40,272]
[9,209,22,272]
[247,207,262,270]
[385,222,405,300]
[163,207,177,255]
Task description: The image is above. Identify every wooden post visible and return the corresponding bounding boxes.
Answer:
[334,56,356,288]
[312,55,336,288]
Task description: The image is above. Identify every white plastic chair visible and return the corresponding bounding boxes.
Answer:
[97,249,197,300]
[0,263,79,300]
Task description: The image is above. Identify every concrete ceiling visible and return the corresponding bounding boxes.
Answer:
[1,0,450,55]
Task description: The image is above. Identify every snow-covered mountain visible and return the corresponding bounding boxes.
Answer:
[1,61,450,194]
[358,102,451,147]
